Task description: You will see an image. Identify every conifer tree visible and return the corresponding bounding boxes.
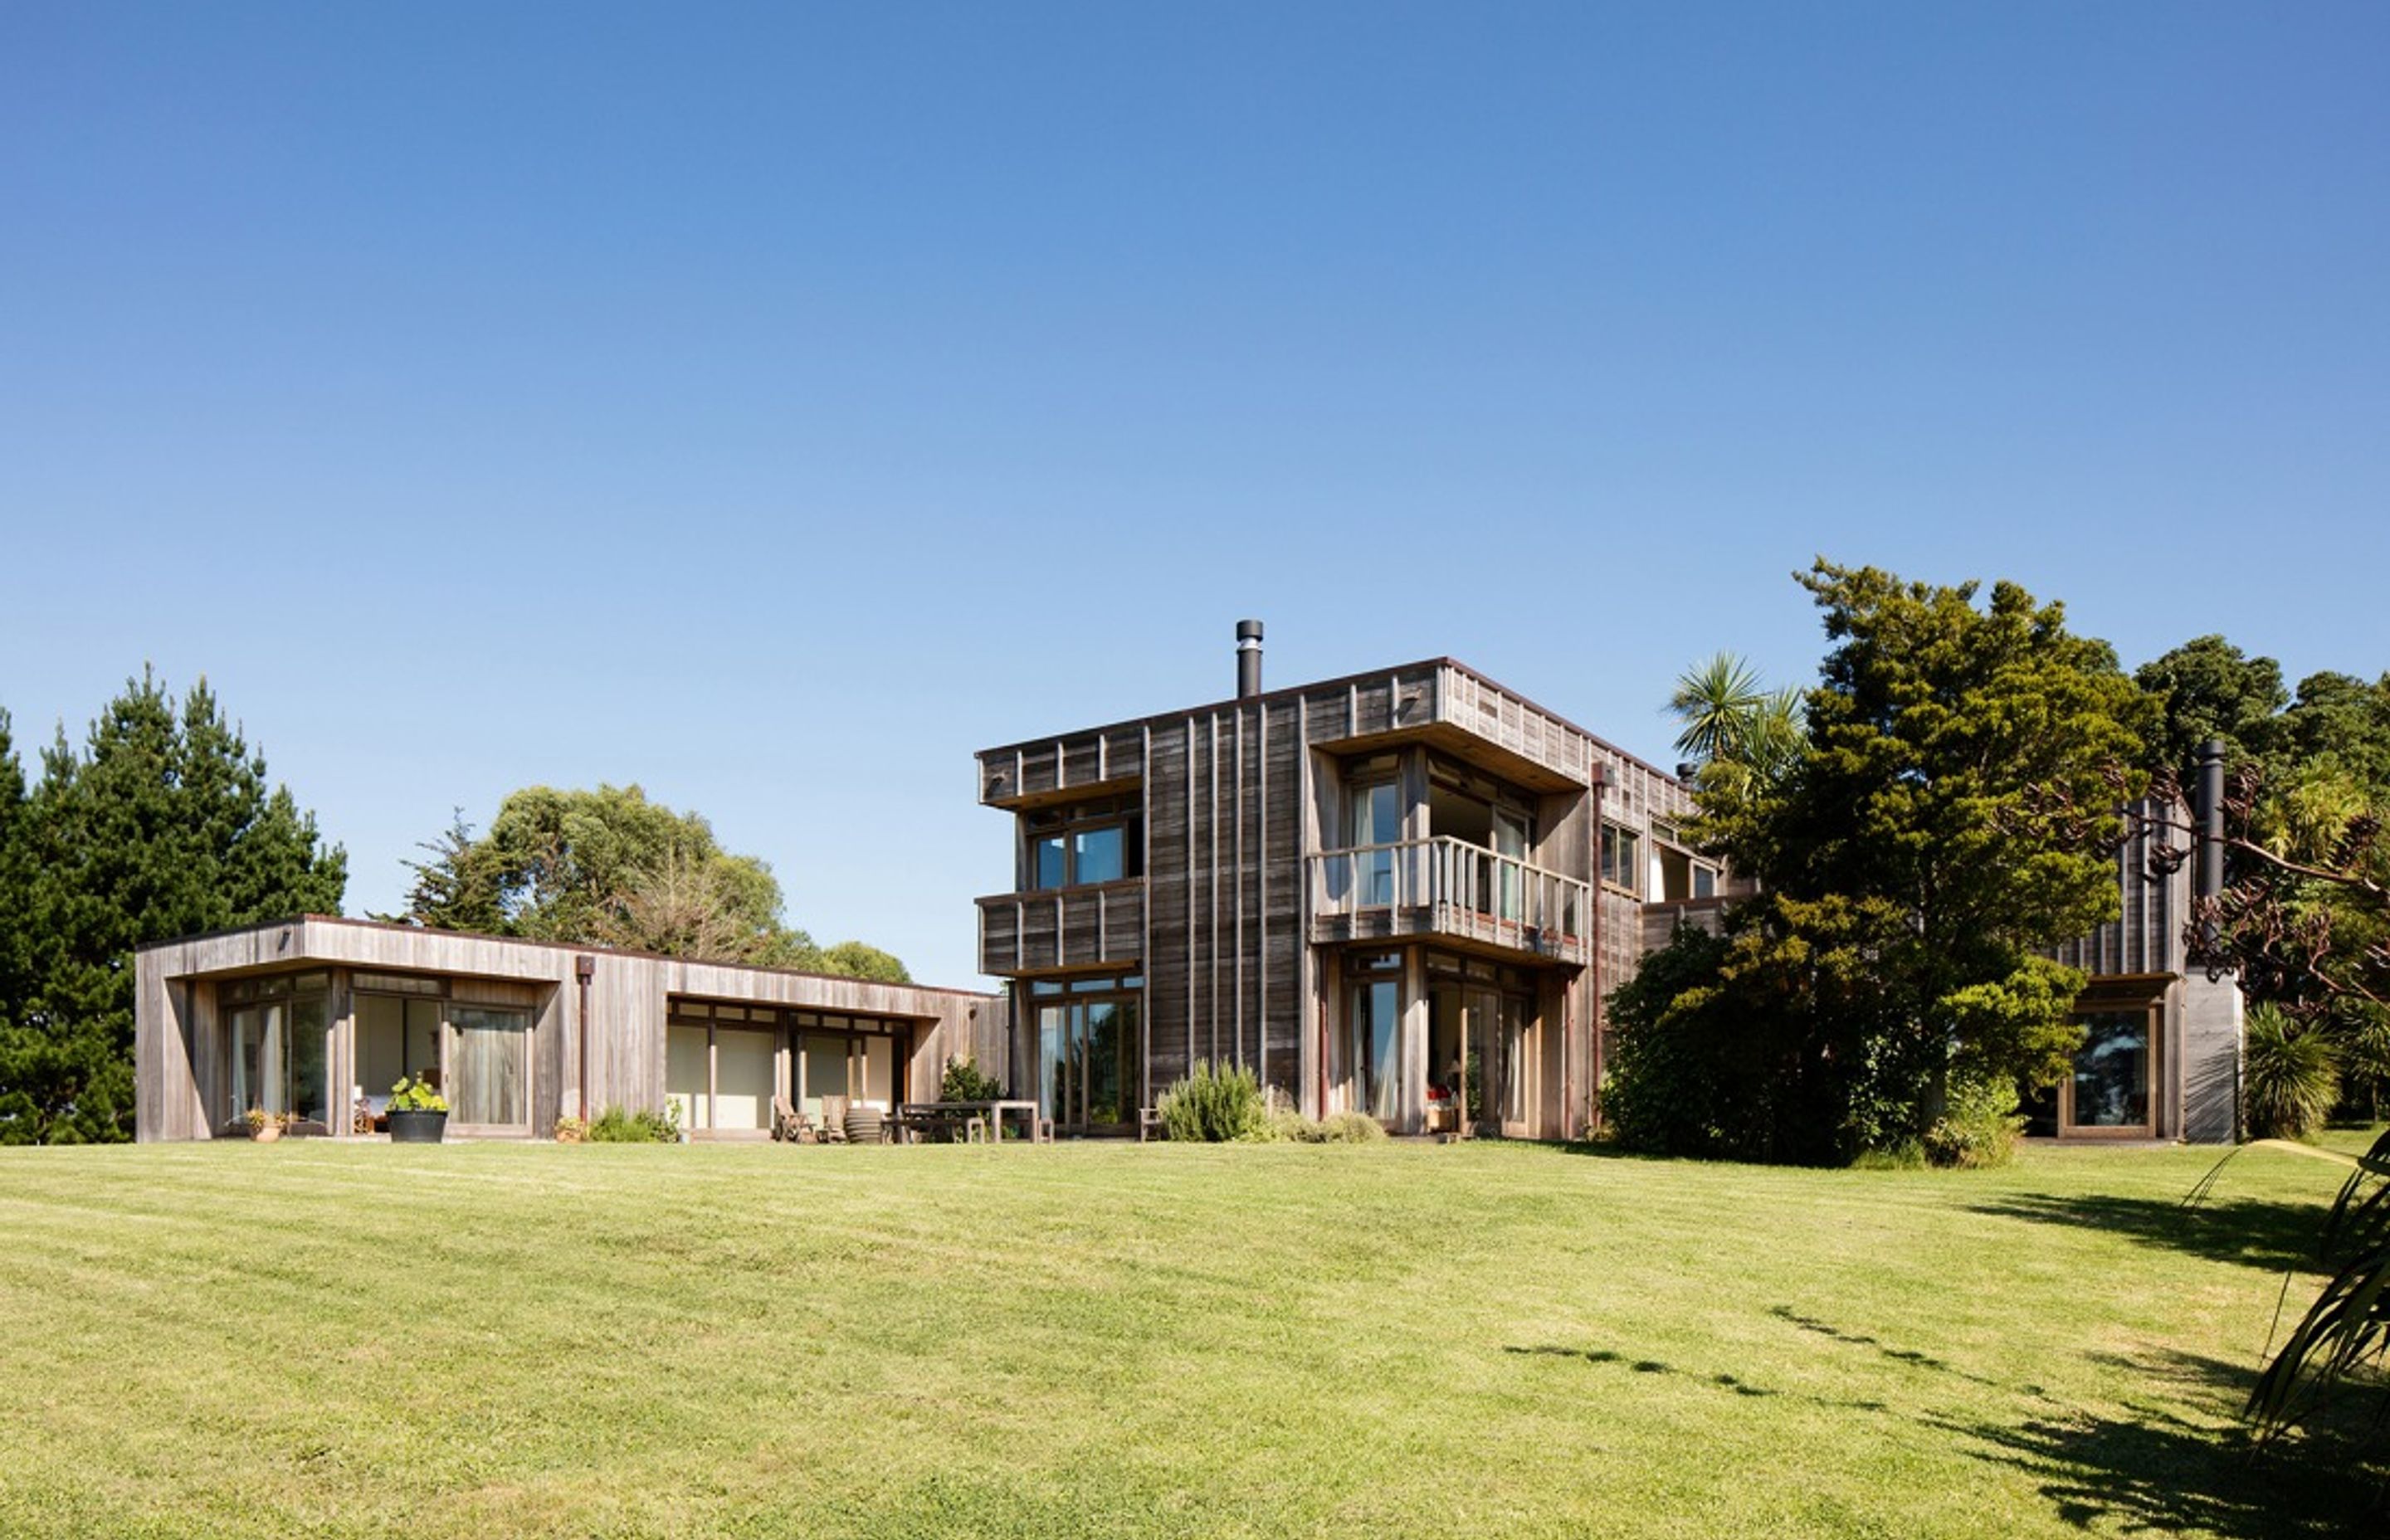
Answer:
[0,670,344,1143]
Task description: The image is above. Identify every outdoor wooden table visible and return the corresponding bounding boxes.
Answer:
[894,1100,1045,1143]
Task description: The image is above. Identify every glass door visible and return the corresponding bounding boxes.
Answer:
[1349,780,1402,906]
[1036,993,1142,1133]
[1492,809,1529,923]
[2063,1010,2154,1135]
[224,991,330,1131]
[1499,992,1533,1130]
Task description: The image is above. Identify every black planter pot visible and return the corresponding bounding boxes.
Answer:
[388,1109,448,1145]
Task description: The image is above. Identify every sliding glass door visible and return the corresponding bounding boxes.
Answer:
[222,976,329,1131]
[1032,975,1143,1133]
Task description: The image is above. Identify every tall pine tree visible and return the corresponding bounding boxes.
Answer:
[0,670,345,1143]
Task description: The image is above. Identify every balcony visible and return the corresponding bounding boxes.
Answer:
[1306,838,1593,967]
[977,880,1145,977]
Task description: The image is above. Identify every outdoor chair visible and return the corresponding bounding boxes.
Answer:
[820,1094,850,1144]
[770,1095,813,1143]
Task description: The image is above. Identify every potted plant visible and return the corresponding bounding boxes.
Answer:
[244,1107,285,1143]
[387,1075,449,1144]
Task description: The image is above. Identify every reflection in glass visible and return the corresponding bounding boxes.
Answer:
[1074,826,1124,885]
[1036,992,1142,1130]
[1350,782,1402,905]
[1033,835,1067,889]
[1346,977,1401,1123]
[288,995,327,1123]
[2072,1012,2150,1128]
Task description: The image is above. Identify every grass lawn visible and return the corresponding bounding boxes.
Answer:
[0,1135,2382,1538]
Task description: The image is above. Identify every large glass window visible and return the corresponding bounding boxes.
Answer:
[1032,972,1143,1131]
[2071,1011,2151,1128]
[1074,826,1125,885]
[1024,797,1140,889]
[222,976,330,1128]
[357,994,443,1103]
[1601,822,1643,894]
[1348,780,1402,906]
[1344,952,1402,1123]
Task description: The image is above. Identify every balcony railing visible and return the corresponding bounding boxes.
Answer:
[1306,837,1593,966]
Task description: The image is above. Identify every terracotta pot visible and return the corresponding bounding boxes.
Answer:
[252,1125,282,1143]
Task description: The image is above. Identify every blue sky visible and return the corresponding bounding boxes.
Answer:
[2,2,2384,987]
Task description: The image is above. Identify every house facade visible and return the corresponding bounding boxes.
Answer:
[133,916,1003,1142]
[973,628,1721,1141]
[974,626,2243,1144]
[129,631,2242,1145]
[2036,790,2243,1143]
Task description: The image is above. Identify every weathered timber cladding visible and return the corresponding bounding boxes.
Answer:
[976,657,1714,1137]
[134,917,1003,1142]
[974,882,1144,975]
[2052,800,2190,979]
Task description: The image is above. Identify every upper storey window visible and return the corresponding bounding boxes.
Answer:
[1600,821,1644,895]
[1025,796,1141,890]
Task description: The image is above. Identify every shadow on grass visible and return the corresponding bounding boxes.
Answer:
[1503,1344,1886,1410]
[1968,1192,2328,1274]
[1930,1350,2384,1538]
[1768,1304,2007,1388]
[1517,1339,2382,1534]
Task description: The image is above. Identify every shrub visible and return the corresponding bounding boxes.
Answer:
[588,1103,682,1143]
[1316,1110,1388,1143]
[1157,1060,1267,1143]
[1920,1075,2023,1169]
[388,1075,447,1114]
[1260,1106,1318,1143]
[2244,1002,2340,1141]
[941,1055,1002,1103]
[1254,1104,1384,1143]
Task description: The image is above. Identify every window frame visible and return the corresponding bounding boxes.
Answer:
[1022,795,1143,891]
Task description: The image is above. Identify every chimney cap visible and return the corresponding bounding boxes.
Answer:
[1236,618,1264,644]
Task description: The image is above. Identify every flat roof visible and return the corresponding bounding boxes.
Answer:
[974,655,1686,787]
[134,914,998,999]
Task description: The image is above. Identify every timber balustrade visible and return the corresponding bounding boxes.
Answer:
[1307,838,1593,965]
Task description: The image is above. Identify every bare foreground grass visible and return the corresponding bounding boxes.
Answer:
[0,1136,2382,1538]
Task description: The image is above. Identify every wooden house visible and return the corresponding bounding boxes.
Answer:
[134,916,1003,1141]
[976,626,2243,1143]
[973,625,1719,1140]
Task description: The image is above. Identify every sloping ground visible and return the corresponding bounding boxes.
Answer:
[0,1136,2377,1538]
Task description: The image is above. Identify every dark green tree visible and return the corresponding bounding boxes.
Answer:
[2133,634,2288,777]
[0,672,345,1143]
[392,809,509,934]
[1664,563,2154,1157]
[2278,670,2390,790]
[0,714,33,1129]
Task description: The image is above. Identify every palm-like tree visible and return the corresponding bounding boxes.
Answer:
[1669,652,1767,764]
[1670,654,1806,797]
